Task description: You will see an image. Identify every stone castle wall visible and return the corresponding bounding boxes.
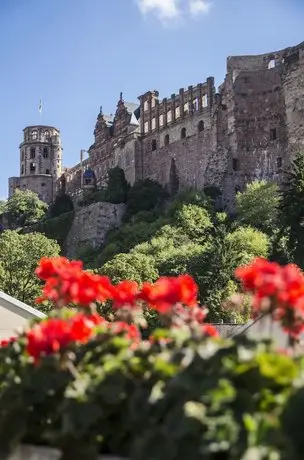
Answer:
[65,201,126,258]
[11,42,302,211]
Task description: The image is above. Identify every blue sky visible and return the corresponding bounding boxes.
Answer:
[0,0,303,199]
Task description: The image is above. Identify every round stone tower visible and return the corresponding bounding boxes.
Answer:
[8,125,63,204]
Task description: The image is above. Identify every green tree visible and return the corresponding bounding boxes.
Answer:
[101,252,158,284]
[236,180,280,233]
[106,167,129,204]
[49,193,74,218]
[0,230,60,306]
[6,189,48,227]
[126,179,167,217]
[280,152,304,268]
[175,203,213,241]
[0,200,6,215]
[226,226,270,263]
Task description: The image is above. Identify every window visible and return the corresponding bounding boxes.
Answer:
[30,148,35,159]
[184,102,189,114]
[144,101,149,111]
[151,98,155,108]
[21,165,24,175]
[152,117,156,130]
[21,150,24,161]
[31,130,38,140]
[159,114,164,127]
[270,128,277,140]
[175,106,180,118]
[41,182,45,187]
[151,139,157,151]
[233,158,239,171]
[44,130,50,139]
[181,127,186,139]
[30,162,36,172]
[45,169,50,174]
[192,98,198,111]
[198,120,204,132]
[164,134,170,146]
[268,59,276,69]
[202,95,208,108]
[144,121,149,133]
[277,157,282,168]
[43,147,48,158]
[167,110,172,123]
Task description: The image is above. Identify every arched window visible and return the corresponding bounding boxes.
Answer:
[43,147,48,158]
[30,148,35,159]
[31,130,38,140]
[198,120,204,132]
[44,130,50,140]
[164,134,170,146]
[268,59,276,69]
[167,110,172,123]
[151,139,157,151]
[181,127,186,139]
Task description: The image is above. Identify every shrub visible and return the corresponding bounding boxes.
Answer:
[1,257,304,459]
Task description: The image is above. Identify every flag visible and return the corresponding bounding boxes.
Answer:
[39,99,42,114]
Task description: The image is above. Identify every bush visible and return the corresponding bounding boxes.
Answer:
[1,257,304,459]
[126,179,168,217]
[49,194,74,218]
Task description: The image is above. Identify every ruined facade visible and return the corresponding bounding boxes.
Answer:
[9,126,63,204]
[10,42,304,208]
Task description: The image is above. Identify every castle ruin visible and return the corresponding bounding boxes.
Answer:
[9,41,304,208]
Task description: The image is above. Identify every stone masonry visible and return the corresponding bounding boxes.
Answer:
[65,201,126,258]
[9,42,304,210]
[60,41,304,210]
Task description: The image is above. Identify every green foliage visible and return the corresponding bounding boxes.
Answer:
[0,200,6,215]
[6,189,48,227]
[48,193,74,218]
[226,226,270,263]
[101,252,159,283]
[126,179,168,217]
[106,167,129,204]
[279,152,304,268]
[0,230,60,306]
[78,189,108,207]
[0,322,303,459]
[236,180,280,233]
[167,189,212,218]
[35,211,75,251]
[175,203,213,241]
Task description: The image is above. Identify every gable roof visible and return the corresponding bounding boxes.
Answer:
[0,291,46,320]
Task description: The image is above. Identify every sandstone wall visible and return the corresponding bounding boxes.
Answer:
[65,202,126,258]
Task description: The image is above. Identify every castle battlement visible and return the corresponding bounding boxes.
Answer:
[9,41,304,209]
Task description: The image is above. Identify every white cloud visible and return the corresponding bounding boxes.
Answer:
[137,0,180,20]
[189,0,212,16]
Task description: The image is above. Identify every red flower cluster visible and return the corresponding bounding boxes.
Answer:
[139,275,198,313]
[36,257,113,307]
[0,336,16,348]
[236,258,304,337]
[36,258,199,314]
[26,313,105,361]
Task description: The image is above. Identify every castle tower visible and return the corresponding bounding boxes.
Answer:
[8,125,63,204]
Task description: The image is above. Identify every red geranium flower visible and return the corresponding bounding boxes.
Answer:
[139,274,198,313]
[111,280,139,309]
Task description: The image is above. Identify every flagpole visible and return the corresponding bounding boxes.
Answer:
[39,98,43,123]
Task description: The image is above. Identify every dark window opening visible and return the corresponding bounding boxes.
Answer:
[43,147,48,158]
[233,158,239,171]
[277,157,282,168]
[198,120,204,132]
[30,148,35,159]
[270,128,277,140]
[30,162,36,172]
[181,127,186,139]
[21,165,24,175]
[164,134,170,146]
[21,151,24,161]
[41,182,45,187]
[151,139,157,151]
[45,169,50,174]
